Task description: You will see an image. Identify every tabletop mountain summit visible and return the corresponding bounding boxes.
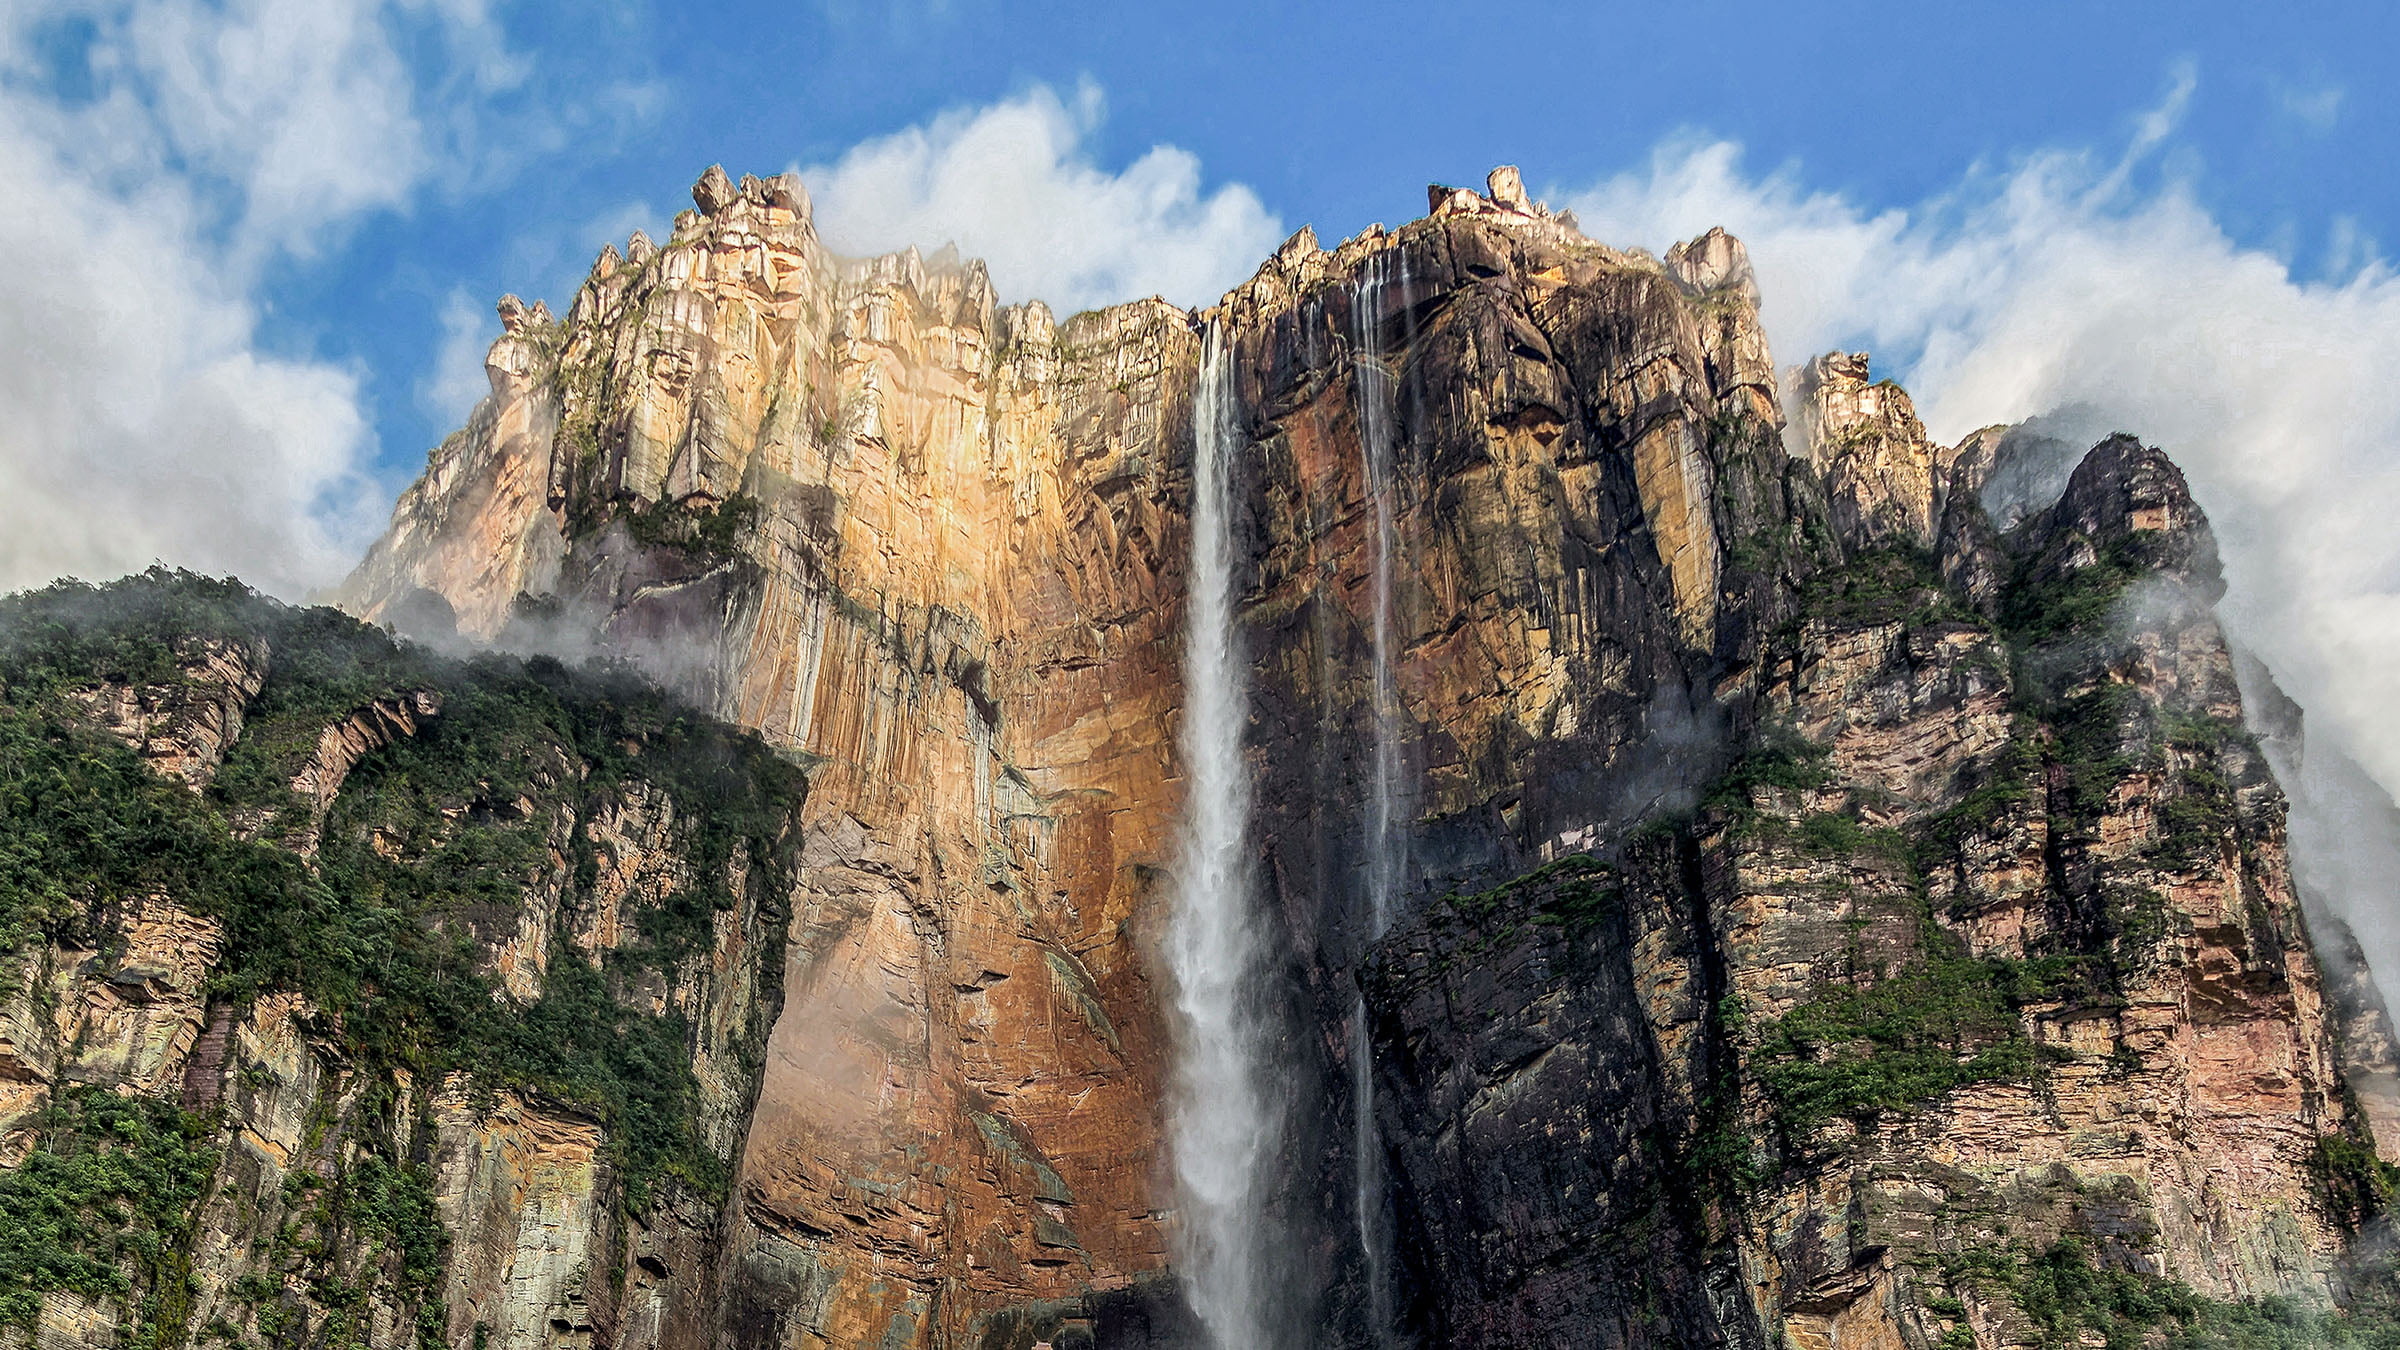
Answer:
[5,163,2399,1350]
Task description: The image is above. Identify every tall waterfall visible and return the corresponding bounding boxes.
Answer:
[1167,323,1273,1350]
[1350,249,1408,1346]
[1356,251,1407,939]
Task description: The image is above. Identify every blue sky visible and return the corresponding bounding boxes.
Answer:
[272,0,2396,480]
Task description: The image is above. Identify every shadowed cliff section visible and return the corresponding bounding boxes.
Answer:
[1362,432,2400,1346]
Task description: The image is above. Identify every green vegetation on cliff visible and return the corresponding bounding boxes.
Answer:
[1439,852,1619,930]
[1799,544,1982,630]
[0,571,803,1209]
[1934,1239,2400,1350]
[1749,933,2078,1138]
[0,570,807,1344]
[234,1154,450,1350]
[0,1089,217,1343]
[2314,1133,2400,1233]
[1422,853,1623,968]
[621,492,762,563]
[1999,528,2180,650]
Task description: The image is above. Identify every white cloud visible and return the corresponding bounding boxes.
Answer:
[0,0,521,599]
[1564,81,2400,1007]
[0,110,379,596]
[417,289,494,428]
[802,81,1284,313]
[2274,76,2345,132]
[111,0,430,259]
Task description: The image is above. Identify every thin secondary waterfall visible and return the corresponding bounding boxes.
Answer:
[1168,322,1273,1350]
[1350,248,1408,1346]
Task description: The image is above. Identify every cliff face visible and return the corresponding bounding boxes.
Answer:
[0,575,804,1350]
[349,166,1197,1349]
[297,162,2400,1350]
[1364,434,2384,1346]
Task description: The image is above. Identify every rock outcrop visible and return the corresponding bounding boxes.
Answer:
[12,161,2386,1350]
[344,164,1211,1349]
[60,634,267,787]
[1789,350,1950,549]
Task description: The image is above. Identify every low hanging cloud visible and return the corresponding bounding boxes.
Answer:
[803,81,1284,313]
[0,0,519,600]
[1564,77,2400,1004]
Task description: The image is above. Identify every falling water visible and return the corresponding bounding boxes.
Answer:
[1356,252,1407,938]
[1350,248,1408,1347]
[1168,322,1273,1350]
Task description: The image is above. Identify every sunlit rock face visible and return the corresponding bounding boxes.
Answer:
[333,164,2400,1350]
[349,165,1198,1350]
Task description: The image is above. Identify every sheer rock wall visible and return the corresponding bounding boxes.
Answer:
[329,164,2400,1349]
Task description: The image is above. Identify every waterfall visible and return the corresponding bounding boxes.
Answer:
[1168,322,1273,1350]
[1350,248,1408,1347]
[1357,251,1407,938]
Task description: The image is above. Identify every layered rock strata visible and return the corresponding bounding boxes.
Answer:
[314,163,2400,1350]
